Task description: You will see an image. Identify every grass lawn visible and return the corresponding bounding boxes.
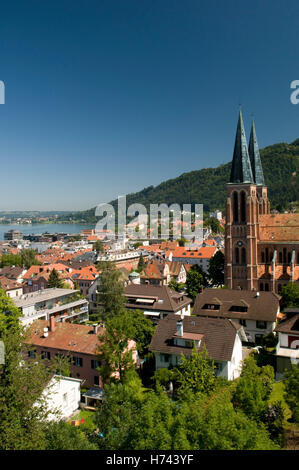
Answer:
[69,409,97,432]
[269,380,292,421]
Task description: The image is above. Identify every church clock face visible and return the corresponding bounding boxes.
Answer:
[237,241,243,247]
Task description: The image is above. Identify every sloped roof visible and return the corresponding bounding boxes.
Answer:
[259,214,299,242]
[275,313,299,335]
[149,314,241,362]
[25,319,104,355]
[172,246,217,259]
[193,288,280,322]
[124,284,191,312]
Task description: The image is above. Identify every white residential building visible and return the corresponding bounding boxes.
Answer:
[41,375,81,421]
[13,288,89,326]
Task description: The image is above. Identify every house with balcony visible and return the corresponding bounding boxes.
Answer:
[149,314,247,381]
[13,288,89,326]
[193,288,280,345]
[274,309,299,380]
[123,284,192,323]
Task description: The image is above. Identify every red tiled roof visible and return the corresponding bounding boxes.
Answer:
[25,320,104,355]
[259,214,299,242]
[172,246,217,259]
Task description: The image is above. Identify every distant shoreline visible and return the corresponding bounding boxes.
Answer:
[0,221,93,225]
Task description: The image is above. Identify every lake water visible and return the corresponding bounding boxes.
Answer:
[0,223,95,240]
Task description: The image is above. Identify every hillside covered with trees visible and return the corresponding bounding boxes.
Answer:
[59,138,299,223]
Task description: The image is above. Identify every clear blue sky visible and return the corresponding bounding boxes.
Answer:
[0,0,299,210]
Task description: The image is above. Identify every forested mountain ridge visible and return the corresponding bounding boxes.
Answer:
[59,139,299,223]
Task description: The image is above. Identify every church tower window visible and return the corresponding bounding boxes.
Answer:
[235,247,240,264]
[233,192,238,223]
[241,247,246,265]
[240,191,246,222]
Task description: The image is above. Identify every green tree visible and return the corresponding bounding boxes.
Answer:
[0,289,52,449]
[94,378,144,450]
[0,253,22,268]
[168,277,179,291]
[137,253,146,273]
[97,310,136,384]
[204,217,223,234]
[284,364,299,423]
[232,355,274,421]
[126,309,155,358]
[208,250,224,286]
[20,249,41,269]
[94,378,278,450]
[47,268,64,288]
[51,352,71,377]
[94,239,104,254]
[97,265,126,320]
[45,421,97,450]
[175,345,217,396]
[280,283,299,310]
[185,265,208,300]
[187,389,278,450]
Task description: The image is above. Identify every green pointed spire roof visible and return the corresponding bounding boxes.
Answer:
[229,110,254,184]
[248,120,265,186]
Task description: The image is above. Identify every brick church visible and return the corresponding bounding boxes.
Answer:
[224,111,299,293]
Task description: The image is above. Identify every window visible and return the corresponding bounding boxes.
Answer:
[233,192,238,223]
[28,349,36,358]
[240,191,246,222]
[241,247,246,265]
[235,247,240,264]
[214,362,223,372]
[239,319,247,327]
[94,375,100,386]
[63,393,68,406]
[202,303,220,310]
[255,334,263,346]
[41,351,50,360]
[229,305,248,312]
[256,320,267,329]
[160,353,169,363]
[91,359,101,370]
[73,356,83,367]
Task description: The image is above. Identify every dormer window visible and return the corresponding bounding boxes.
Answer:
[229,305,248,312]
[202,303,220,310]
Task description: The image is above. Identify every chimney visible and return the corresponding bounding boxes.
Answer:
[92,324,98,334]
[49,316,56,332]
[176,319,183,337]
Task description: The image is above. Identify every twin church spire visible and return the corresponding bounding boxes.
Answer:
[229,110,265,186]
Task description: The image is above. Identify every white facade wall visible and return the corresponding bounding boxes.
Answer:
[241,319,276,343]
[154,331,243,381]
[42,375,81,421]
[6,287,23,298]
